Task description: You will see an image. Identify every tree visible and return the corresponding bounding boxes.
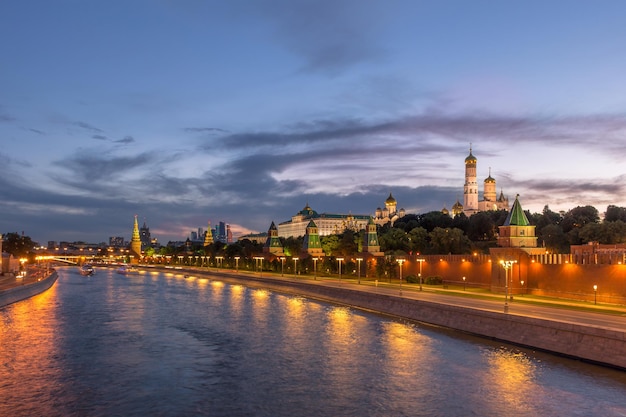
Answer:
[560,206,599,233]
[417,211,453,232]
[2,232,36,258]
[428,227,470,254]
[604,205,626,223]
[407,226,429,254]
[337,230,358,256]
[321,235,340,256]
[379,228,410,253]
[466,211,497,241]
[540,224,569,253]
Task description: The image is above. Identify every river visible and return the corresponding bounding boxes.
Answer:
[1,267,625,416]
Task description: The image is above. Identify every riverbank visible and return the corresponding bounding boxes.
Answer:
[0,269,58,308]
[173,267,626,370]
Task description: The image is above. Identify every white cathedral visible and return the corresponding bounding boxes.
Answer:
[445,146,509,217]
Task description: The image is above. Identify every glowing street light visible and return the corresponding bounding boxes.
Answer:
[254,256,263,276]
[593,284,598,304]
[216,256,223,271]
[416,258,425,291]
[234,256,240,272]
[356,257,363,284]
[462,276,466,291]
[313,257,319,280]
[280,257,285,276]
[397,259,405,294]
[293,257,299,275]
[337,258,344,280]
[500,260,517,313]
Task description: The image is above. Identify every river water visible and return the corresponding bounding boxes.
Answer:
[1,267,626,417]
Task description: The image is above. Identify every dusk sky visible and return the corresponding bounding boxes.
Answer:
[2,1,626,245]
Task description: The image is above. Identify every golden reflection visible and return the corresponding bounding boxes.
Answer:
[229,285,245,318]
[251,289,270,325]
[483,347,538,408]
[380,321,433,383]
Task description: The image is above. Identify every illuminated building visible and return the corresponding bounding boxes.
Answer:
[278,203,371,238]
[452,146,509,216]
[373,193,406,226]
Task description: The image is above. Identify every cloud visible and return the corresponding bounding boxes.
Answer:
[114,135,135,144]
[73,121,104,133]
[239,0,389,75]
[184,127,228,133]
[92,134,108,140]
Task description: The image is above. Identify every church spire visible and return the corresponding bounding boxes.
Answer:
[130,215,142,260]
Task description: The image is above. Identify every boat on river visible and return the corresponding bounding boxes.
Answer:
[116,265,139,275]
[79,264,95,276]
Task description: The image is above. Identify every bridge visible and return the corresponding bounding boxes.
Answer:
[35,255,126,265]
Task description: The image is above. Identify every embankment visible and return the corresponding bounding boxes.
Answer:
[195,270,626,370]
[0,271,58,308]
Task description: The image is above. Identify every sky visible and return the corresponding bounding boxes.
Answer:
[2,0,626,245]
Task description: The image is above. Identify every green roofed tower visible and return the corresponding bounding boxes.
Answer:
[302,220,324,257]
[497,195,537,248]
[263,222,284,256]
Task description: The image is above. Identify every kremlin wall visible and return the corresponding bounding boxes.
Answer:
[122,148,626,305]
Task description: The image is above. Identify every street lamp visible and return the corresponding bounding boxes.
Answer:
[293,257,299,275]
[356,257,363,284]
[280,257,285,277]
[253,256,264,276]
[416,258,425,291]
[337,258,344,280]
[234,256,240,273]
[313,257,318,280]
[462,276,466,291]
[216,256,223,271]
[500,260,517,313]
[520,280,525,296]
[397,259,405,294]
[593,284,598,304]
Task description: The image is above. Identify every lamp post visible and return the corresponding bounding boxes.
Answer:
[293,257,299,276]
[234,256,240,273]
[593,284,598,304]
[520,280,525,296]
[216,256,223,271]
[397,259,405,294]
[356,257,363,284]
[337,258,344,280]
[500,260,517,313]
[462,276,466,291]
[253,256,264,276]
[280,257,285,276]
[416,258,425,291]
[313,257,318,280]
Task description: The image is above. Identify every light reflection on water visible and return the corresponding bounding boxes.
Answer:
[1,268,626,417]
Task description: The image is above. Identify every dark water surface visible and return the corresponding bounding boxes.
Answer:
[1,267,626,417]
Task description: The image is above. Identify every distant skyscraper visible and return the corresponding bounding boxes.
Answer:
[218,221,226,243]
[191,231,198,241]
[226,225,233,244]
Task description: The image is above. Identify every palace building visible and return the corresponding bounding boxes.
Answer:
[277,204,371,239]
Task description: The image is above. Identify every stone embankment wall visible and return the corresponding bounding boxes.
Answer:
[0,271,58,308]
[197,270,626,370]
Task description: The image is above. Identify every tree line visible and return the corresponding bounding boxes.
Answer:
[5,204,626,259]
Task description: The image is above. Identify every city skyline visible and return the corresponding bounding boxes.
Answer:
[2,1,626,244]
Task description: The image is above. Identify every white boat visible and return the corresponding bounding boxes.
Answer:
[79,264,95,276]
[116,265,139,275]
